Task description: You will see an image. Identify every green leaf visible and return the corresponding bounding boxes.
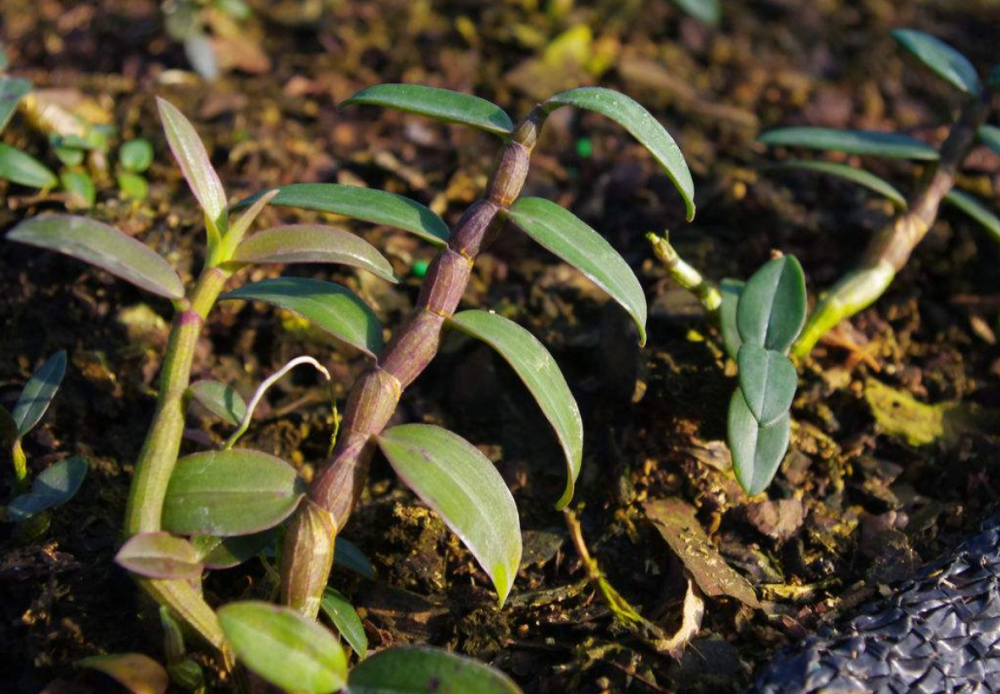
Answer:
[346,646,522,694]
[719,279,744,360]
[187,380,247,426]
[219,601,347,694]
[119,139,154,173]
[767,160,907,209]
[728,389,790,495]
[156,97,227,229]
[0,76,31,134]
[342,84,514,137]
[7,456,87,522]
[117,172,149,200]
[943,189,1000,243]
[114,532,204,580]
[508,197,647,345]
[449,310,582,510]
[60,170,96,209]
[759,127,939,160]
[0,142,57,188]
[13,350,66,436]
[891,28,981,96]
[321,588,368,658]
[231,224,398,283]
[543,87,695,221]
[223,278,383,358]
[980,125,1000,157]
[736,255,807,353]
[335,538,376,579]
[737,344,797,427]
[237,184,450,247]
[377,424,521,605]
[670,0,720,24]
[53,144,85,167]
[7,215,185,300]
[162,449,306,537]
[192,530,275,569]
[78,653,169,694]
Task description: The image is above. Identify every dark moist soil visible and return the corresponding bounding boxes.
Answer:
[3,1,1000,692]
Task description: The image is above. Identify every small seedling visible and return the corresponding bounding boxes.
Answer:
[760,28,998,355]
[117,138,154,200]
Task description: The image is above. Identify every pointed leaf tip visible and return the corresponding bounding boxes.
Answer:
[342,83,514,136]
[891,28,981,96]
[13,350,67,437]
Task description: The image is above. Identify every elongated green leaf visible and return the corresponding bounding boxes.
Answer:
[728,389,790,496]
[0,76,31,134]
[335,538,376,579]
[719,279,744,360]
[7,216,185,299]
[670,0,720,24]
[156,97,227,229]
[219,601,347,694]
[162,449,306,536]
[347,646,522,694]
[759,127,939,160]
[7,456,88,522]
[321,588,368,658]
[737,256,807,353]
[891,29,981,96]
[737,344,797,427]
[0,143,57,188]
[980,125,1000,157]
[343,84,514,137]
[192,530,275,569]
[768,160,907,209]
[509,197,647,345]
[115,532,204,580]
[237,184,450,247]
[544,87,695,220]
[187,380,247,427]
[377,424,521,605]
[13,350,66,436]
[449,310,582,510]
[944,189,1000,244]
[232,224,398,283]
[78,653,169,694]
[223,278,383,358]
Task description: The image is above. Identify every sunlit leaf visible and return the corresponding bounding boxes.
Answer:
[232,224,398,283]
[237,184,450,247]
[0,143,57,188]
[156,97,227,229]
[115,532,204,580]
[346,646,522,694]
[767,160,907,209]
[719,279,744,360]
[728,389,790,496]
[342,84,514,137]
[321,588,368,658]
[78,653,169,694]
[759,127,939,160]
[944,189,1000,244]
[736,255,807,353]
[335,538,376,579]
[737,344,797,427]
[7,215,185,300]
[187,380,247,427]
[377,424,521,605]
[449,310,582,509]
[0,76,32,134]
[7,456,87,522]
[891,28,981,96]
[218,601,347,694]
[544,87,695,220]
[162,449,306,537]
[508,197,647,345]
[13,350,66,437]
[191,530,275,569]
[223,278,383,358]
[118,172,149,200]
[981,125,1000,157]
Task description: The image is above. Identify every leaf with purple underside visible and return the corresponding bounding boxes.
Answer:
[115,532,204,580]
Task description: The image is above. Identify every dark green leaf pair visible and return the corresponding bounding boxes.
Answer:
[722,256,806,495]
[218,600,521,694]
[8,456,88,522]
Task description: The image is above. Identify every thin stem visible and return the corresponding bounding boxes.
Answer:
[792,92,993,357]
[646,231,722,318]
[12,439,27,492]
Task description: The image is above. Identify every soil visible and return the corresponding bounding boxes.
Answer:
[2,0,1000,692]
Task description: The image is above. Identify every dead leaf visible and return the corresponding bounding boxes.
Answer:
[656,572,704,657]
